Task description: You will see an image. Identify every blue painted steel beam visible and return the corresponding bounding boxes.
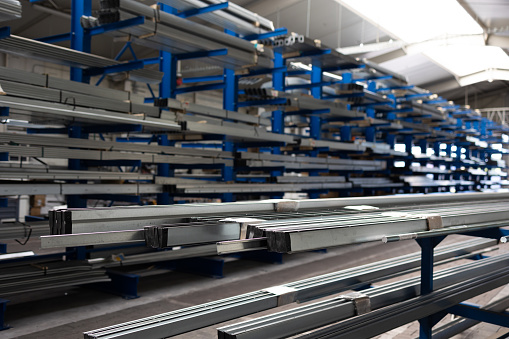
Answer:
[27,128,68,134]
[286,70,312,76]
[448,303,509,327]
[176,48,228,60]
[71,0,92,83]
[0,27,10,40]
[243,27,288,41]
[36,32,71,44]
[176,2,228,18]
[237,98,287,107]
[87,16,145,36]
[311,65,322,99]
[0,107,9,117]
[182,75,224,84]
[272,52,284,91]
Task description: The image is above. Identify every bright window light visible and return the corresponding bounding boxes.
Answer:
[426,46,509,77]
[337,0,483,44]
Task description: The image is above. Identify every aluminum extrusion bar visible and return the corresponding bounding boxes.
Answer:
[0,0,21,23]
[0,96,181,131]
[218,253,509,339]
[0,132,232,159]
[0,183,163,196]
[0,35,162,83]
[50,193,509,234]
[41,230,145,248]
[83,238,495,339]
[157,0,274,36]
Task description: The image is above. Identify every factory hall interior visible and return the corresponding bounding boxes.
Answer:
[2,0,509,338]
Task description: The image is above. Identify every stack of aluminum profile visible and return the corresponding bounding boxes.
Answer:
[0,182,164,196]
[238,152,386,171]
[349,177,405,188]
[0,0,21,23]
[241,199,509,253]
[155,176,352,194]
[82,238,497,339]
[46,192,509,236]
[0,260,110,296]
[93,0,273,70]
[0,66,160,116]
[0,34,162,84]
[217,252,509,339]
[157,0,273,37]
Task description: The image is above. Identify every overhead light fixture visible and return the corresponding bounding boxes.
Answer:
[337,0,483,43]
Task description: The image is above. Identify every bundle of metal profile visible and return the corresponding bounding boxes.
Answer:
[181,117,295,143]
[0,144,231,167]
[0,132,232,160]
[0,96,181,131]
[144,220,242,248]
[0,167,153,181]
[156,0,274,36]
[399,120,457,139]
[217,252,509,339]
[243,200,509,252]
[181,102,272,126]
[299,138,366,152]
[237,152,386,171]
[0,0,21,23]
[0,34,162,84]
[0,260,109,296]
[83,238,496,339]
[349,177,405,188]
[0,182,163,196]
[242,89,363,120]
[275,176,347,183]
[156,177,352,194]
[96,0,273,70]
[49,192,509,235]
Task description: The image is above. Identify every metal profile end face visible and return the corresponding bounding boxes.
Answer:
[219,218,265,239]
[262,285,297,306]
[344,205,379,211]
[340,292,371,315]
[275,200,299,212]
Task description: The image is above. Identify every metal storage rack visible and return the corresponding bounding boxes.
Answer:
[0,1,508,337]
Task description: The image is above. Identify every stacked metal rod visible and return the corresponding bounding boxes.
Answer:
[82,238,496,339]
[240,200,509,253]
[0,0,21,23]
[95,0,273,70]
[157,0,274,36]
[217,252,509,339]
[0,33,162,84]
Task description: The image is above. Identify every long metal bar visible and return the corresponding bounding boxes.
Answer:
[217,253,509,339]
[83,239,498,339]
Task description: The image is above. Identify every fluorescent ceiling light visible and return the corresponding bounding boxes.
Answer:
[337,0,483,43]
[426,46,509,77]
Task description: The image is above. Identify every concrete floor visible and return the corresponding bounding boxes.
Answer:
[2,234,509,339]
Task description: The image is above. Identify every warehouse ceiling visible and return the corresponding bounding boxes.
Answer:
[2,0,509,103]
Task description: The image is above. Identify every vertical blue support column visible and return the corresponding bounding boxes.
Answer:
[340,126,351,142]
[159,5,177,100]
[366,107,375,119]
[221,29,238,202]
[311,65,323,99]
[0,299,9,331]
[416,236,445,339]
[365,127,375,142]
[157,4,177,205]
[445,143,452,157]
[419,139,427,155]
[71,0,91,83]
[433,142,441,156]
